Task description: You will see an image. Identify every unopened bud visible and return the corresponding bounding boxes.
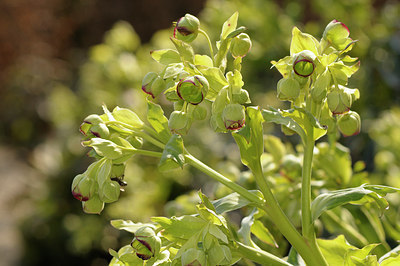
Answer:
[177,75,209,105]
[230,33,252,58]
[277,77,300,101]
[131,227,161,260]
[173,14,200,43]
[142,72,165,98]
[89,123,110,138]
[181,248,206,266]
[71,174,95,202]
[337,111,361,137]
[323,20,351,50]
[327,86,352,114]
[80,114,105,136]
[222,104,245,130]
[168,111,190,135]
[293,50,316,77]
[82,194,104,214]
[232,89,251,104]
[99,180,121,203]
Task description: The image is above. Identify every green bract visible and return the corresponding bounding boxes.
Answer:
[323,20,351,50]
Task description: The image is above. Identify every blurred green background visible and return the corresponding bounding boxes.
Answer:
[0,0,399,265]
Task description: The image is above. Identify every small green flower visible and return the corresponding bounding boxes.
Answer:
[80,114,109,138]
[71,174,95,202]
[176,75,209,105]
[82,194,104,214]
[327,85,353,114]
[168,110,191,135]
[337,111,361,136]
[277,77,300,101]
[173,14,200,43]
[293,50,316,77]
[222,104,245,130]
[323,20,351,50]
[131,227,161,260]
[230,33,252,58]
[141,72,165,98]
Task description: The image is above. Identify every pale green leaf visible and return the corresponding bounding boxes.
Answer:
[170,37,194,63]
[251,220,278,248]
[112,106,144,128]
[221,12,238,40]
[212,190,263,214]
[290,27,319,56]
[111,219,156,233]
[147,101,171,143]
[194,54,213,67]
[151,49,181,65]
[158,134,185,172]
[97,158,112,187]
[83,138,135,162]
[197,65,228,100]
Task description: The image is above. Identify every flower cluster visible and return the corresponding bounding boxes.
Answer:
[272,20,361,137]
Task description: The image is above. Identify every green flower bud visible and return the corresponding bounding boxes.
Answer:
[323,20,350,50]
[222,104,245,130]
[72,174,95,202]
[181,248,206,266]
[99,180,121,203]
[82,194,104,214]
[168,111,191,135]
[80,114,105,136]
[131,227,161,260]
[173,14,200,43]
[327,85,352,114]
[293,50,316,77]
[337,111,361,137]
[311,70,331,102]
[89,123,110,138]
[176,75,209,105]
[230,33,252,58]
[277,77,300,101]
[142,72,165,98]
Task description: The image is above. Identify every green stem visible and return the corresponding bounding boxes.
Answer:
[251,161,326,266]
[199,29,215,66]
[133,149,163,158]
[184,154,264,206]
[301,133,314,240]
[135,131,166,150]
[235,242,292,266]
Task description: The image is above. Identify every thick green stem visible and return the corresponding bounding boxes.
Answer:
[199,29,215,66]
[251,162,327,266]
[301,134,315,240]
[184,154,264,207]
[235,242,291,266]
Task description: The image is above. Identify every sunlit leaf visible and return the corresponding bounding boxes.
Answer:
[158,134,185,171]
[151,49,181,65]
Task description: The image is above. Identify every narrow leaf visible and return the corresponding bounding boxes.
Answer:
[221,12,239,40]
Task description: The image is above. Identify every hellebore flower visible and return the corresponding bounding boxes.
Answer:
[79,114,110,138]
[323,20,351,50]
[168,111,191,135]
[327,85,353,114]
[176,75,209,105]
[141,72,165,98]
[277,77,300,101]
[293,50,316,77]
[71,174,94,202]
[337,111,361,137]
[230,33,252,58]
[222,104,245,130]
[173,14,200,43]
[131,227,161,260]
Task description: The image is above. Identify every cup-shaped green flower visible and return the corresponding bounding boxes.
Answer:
[222,103,245,130]
[141,72,165,98]
[80,114,109,138]
[71,174,95,202]
[327,85,353,114]
[176,75,209,105]
[293,50,316,77]
[277,77,300,101]
[337,110,361,137]
[131,227,161,260]
[230,33,252,58]
[181,248,206,266]
[173,14,200,43]
[323,20,350,50]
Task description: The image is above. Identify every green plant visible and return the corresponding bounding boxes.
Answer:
[71,12,400,265]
